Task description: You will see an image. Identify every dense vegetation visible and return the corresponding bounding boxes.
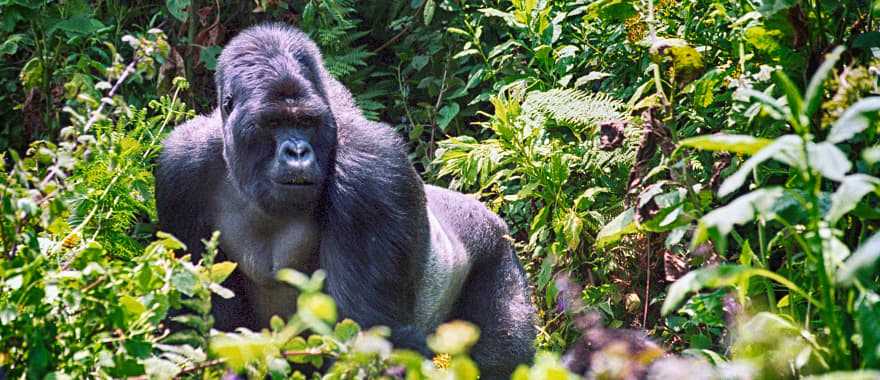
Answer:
[1,0,880,378]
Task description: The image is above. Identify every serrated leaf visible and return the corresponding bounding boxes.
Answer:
[679,134,773,155]
[827,97,880,143]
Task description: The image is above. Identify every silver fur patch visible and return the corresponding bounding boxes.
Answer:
[413,209,471,332]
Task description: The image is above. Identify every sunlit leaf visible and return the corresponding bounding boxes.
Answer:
[719,135,802,197]
[210,333,278,371]
[825,174,880,224]
[596,208,637,247]
[694,188,785,247]
[827,97,880,143]
[807,142,851,181]
[679,134,773,155]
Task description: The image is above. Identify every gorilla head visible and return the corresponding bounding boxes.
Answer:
[215,25,337,216]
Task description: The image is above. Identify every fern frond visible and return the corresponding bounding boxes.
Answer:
[522,89,626,132]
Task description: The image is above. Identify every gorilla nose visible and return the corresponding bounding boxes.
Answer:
[280,140,315,168]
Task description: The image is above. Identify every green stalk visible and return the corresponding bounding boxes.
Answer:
[758,222,777,313]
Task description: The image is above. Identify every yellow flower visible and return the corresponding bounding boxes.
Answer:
[433,353,451,369]
[62,232,81,249]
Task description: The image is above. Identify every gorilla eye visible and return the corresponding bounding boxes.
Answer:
[284,97,296,105]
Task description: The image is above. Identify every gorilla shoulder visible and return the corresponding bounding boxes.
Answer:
[155,111,224,253]
[424,185,511,263]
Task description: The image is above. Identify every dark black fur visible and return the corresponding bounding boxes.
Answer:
[155,23,535,378]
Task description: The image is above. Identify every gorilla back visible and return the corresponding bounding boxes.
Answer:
[155,23,535,378]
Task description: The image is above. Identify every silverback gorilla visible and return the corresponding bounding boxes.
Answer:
[155,23,535,378]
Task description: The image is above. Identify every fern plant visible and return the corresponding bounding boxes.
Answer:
[522,89,627,134]
[435,85,634,329]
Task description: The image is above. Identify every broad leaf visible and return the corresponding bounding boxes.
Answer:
[596,208,637,247]
[719,135,802,197]
[662,264,813,315]
[679,134,773,155]
[827,97,880,143]
[825,174,880,224]
[807,142,851,181]
[837,231,880,285]
[694,188,785,248]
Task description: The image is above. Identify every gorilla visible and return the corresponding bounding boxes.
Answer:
[155,23,535,378]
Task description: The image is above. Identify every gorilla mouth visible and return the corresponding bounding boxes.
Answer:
[276,178,315,187]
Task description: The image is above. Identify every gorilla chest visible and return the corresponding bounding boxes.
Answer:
[216,210,320,324]
[217,205,319,277]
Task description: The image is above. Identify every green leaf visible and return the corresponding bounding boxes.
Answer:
[856,297,880,367]
[211,333,278,371]
[837,231,880,285]
[662,265,814,315]
[694,188,785,247]
[854,32,880,49]
[207,261,237,283]
[199,46,222,71]
[772,70,806,130]
[0,34,24,56]
[171,269,198,297]
[827,97,880,143]
[679,134,773,155]
[807,142,851,181]
[804,46,845,118]
[166,0,191,22]
[423,0,436,25]
[276,269,309,289]
[562,209,583,251]
[757,0,797,17]
[436,103,460,131]
[719,135,802,197]
[649,38,704,77]
[740,88,787,120]
[825,174,880,224]
[334,319,361,341]
[298,293,337,324]
[596,208,637,247]
[119,295,146,318]
[54,16,106,36]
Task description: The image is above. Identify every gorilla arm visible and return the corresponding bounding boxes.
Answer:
[318,110,433,354]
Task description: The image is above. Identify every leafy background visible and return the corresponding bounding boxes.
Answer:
[1,0,880,379]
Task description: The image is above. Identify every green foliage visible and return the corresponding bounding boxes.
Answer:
[3,0,880,378]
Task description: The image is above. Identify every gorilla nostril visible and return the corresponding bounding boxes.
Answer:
[281,140,314,164]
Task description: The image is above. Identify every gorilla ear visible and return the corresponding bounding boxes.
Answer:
[222,93,234,116]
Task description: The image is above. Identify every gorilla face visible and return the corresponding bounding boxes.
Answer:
[218,49,336,216]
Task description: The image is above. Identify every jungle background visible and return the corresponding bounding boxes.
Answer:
[2,0,880,379]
